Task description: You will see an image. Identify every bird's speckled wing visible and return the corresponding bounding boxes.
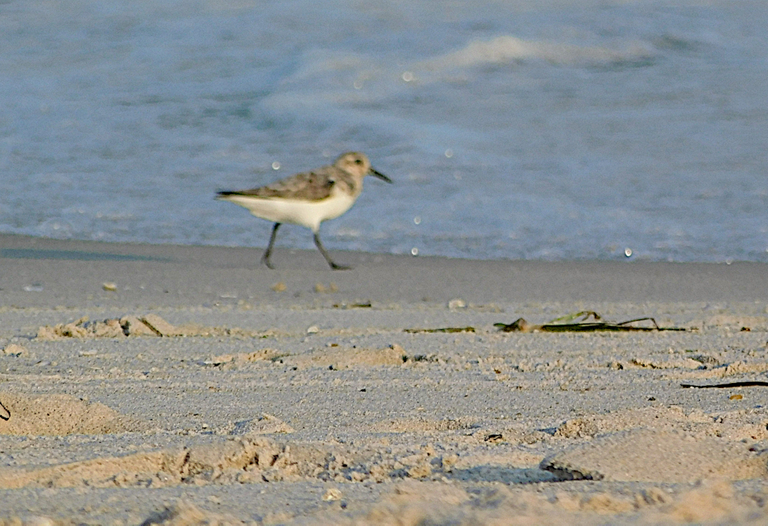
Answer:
[230,167,337,201]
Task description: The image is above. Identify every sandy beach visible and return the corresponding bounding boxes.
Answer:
[1,233,768,525]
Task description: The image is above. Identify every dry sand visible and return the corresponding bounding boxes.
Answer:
[1,234,768,525]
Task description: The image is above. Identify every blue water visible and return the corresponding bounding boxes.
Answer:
[1,0,767,262]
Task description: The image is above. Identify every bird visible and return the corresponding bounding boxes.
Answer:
[216,151,392,270]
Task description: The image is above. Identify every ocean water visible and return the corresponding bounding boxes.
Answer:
[1,0,767,262]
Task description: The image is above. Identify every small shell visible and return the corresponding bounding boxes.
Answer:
[322,488,342,501]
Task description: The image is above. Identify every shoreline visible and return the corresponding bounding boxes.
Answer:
[0,233,767,524]
[2,233,767,309]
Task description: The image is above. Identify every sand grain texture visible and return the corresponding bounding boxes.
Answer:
[1,234,768,524]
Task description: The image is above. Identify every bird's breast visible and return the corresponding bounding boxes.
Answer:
[222,191,358,232]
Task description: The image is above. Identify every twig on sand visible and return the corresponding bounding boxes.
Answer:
[495,311,687,333]
[681,381,768,389]
[404,327,476,334]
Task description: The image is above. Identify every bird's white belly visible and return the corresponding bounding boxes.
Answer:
[224,192,357,232]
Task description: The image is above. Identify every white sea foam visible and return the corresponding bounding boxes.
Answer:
[416,35,655,72]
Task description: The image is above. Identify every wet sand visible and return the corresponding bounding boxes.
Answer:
[1,234,767,525]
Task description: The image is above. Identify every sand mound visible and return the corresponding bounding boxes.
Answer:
[0,435,535,489]
[6,403,756,490]
[299,479,768,526]
[204,345,409,371]
[204,349,285,367]
[370,416,476,433]
[0,449,187,490]
[555,405,768,441]
[0,392,146,436]
[140,500,248,526]
[284,344,408,370]
[542,428,768,482]
[0,437,299,489]
[35,314,257,340]
[214,414,294,435]
[628,357,705,370]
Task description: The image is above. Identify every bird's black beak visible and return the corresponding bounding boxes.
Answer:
[369,168,393,183]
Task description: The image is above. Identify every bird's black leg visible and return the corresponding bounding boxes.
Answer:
[261,223,281,269]
[313,232,351,270]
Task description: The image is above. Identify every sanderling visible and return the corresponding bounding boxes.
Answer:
[217,151,392,270]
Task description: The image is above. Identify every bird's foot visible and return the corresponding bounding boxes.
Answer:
[261,256,276,270]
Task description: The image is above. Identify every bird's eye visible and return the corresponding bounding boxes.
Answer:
[354,158,363,164]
